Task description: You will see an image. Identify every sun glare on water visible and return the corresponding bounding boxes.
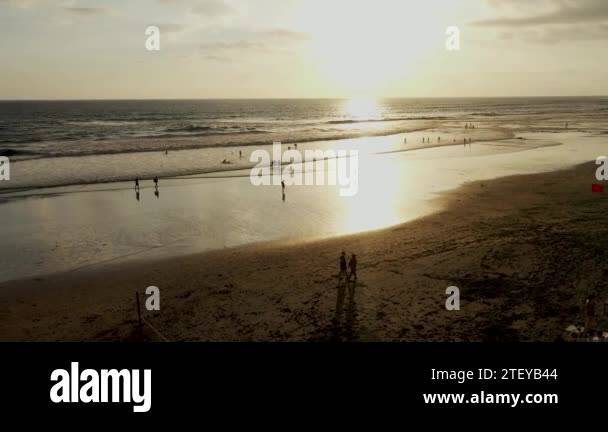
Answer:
[344,97,382,119]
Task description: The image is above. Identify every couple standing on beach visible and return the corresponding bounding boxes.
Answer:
[340,251,358,282]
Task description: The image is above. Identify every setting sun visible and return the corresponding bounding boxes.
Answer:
[297,0,453,94]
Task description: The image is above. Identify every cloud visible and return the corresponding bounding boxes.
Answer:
[204,54,232,62]
[473,0,608,27]
[190,0,236,17]
[0,0,47,8]
[515,23,608,44]
[63,7,113,16]
[255,29,311,41]
[199,40,266,52]
[0,1,116,16]
[159,23,189,33]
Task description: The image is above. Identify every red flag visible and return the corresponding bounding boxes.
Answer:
[592,184,604,193]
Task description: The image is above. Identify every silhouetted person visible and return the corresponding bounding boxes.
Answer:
[135,178,140,191]
[348,254,358,282]
[339,252,347,279]
[239,150,243,158]
[136,191,140,202]
[153,177,159,188]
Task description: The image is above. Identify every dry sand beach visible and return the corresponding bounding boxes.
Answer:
[1,160,606,342]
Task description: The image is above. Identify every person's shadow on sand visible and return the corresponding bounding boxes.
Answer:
[332,278,358,341]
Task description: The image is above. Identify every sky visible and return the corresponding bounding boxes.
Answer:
[0,0,607,99]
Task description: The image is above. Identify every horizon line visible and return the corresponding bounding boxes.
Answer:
[0,95,607,102]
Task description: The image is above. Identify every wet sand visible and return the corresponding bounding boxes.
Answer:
[1,161,606,342]
[0,130,603,283]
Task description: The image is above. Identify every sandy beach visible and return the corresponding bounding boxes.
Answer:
[4,1,608,419]
[1,159,606,342]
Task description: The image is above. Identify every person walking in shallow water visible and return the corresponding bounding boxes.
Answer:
[135,177,140,191]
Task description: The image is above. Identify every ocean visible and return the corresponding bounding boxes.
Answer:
[0,97,607,190]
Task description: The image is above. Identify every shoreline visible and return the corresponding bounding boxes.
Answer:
[2,161,606,341]
[0,123,513,192]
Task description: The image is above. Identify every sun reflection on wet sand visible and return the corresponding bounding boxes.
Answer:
[336,152,403,233]
[0,133,606,282]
